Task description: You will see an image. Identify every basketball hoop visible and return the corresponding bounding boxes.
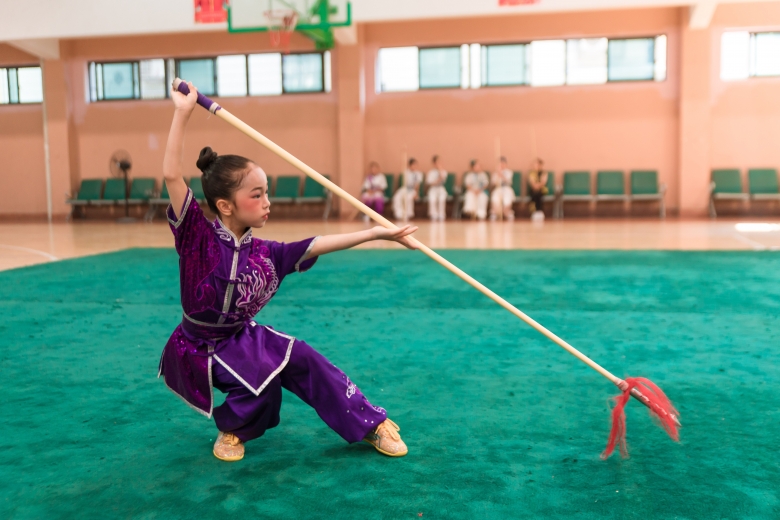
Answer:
[265,9,298,54]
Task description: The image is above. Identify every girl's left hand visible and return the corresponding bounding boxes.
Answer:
[372,225,419,250]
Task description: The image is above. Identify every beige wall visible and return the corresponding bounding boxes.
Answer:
[2,4,780,218]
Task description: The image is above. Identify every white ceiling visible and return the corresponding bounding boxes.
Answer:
[0,0,775,43]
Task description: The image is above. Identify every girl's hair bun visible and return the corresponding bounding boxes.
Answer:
[196,146,218,173]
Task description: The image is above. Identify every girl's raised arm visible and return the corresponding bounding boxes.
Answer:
[163,82,198,219]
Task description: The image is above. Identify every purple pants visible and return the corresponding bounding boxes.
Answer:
[212,339,387,443]
[362,194,385,215]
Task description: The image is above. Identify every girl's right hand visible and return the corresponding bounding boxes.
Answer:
[171,81,198,114]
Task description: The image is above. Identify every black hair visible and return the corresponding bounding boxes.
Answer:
[196,147,253,214]
[470,159,478,169]
[432,155,439,164]
[500,156,507,163]
[408,158,417,167]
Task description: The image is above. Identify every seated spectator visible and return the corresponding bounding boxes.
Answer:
[361,161,388,222]
[490,156,515,221]
[393,158,423,221]
[463,160,489,221]
[527,158,549,222]
[426,155,448,221]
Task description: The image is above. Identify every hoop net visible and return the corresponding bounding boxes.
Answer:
[265,9,298,54]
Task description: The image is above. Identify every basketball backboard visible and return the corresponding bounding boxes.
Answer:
[228,0,351,33]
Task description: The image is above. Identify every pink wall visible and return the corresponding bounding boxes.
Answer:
[0,44,47,216]
[2,4,780,218]
[363,8,681,208]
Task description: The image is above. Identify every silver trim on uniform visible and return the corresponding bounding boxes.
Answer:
[212,326,295,397]
[167,188,193,228]
[295,236,320,272]
[183,313,243,329]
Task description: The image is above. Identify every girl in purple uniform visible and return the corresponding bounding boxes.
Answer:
[159,82,417,461]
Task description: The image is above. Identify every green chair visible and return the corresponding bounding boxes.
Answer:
[710,169,747,218]
[383,174,394,202]
[189,177,206,203]
[66,179,104,220]
[271,175,300,203]
[595,171,627,215]
[512,172,523,201]
[92,178,127,206]
[127,178,156,203]
[146,181,173,222]
[559,171,593,218]
[629,170,667,218]
[299,175,333,220]
[748,168,780,199]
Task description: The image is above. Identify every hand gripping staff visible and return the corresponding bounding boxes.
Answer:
[173,78,680,459]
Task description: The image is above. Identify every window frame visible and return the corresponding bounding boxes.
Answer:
[90,59,175,102]
[417,45,464,91]
[175,57,218,97]
[0,64,44,105]
[605,36,659,83]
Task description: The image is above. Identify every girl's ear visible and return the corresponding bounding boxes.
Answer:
[216,198,233,216]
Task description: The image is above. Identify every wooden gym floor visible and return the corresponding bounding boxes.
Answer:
[2,218,780,272]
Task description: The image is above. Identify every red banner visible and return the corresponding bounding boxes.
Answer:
[194,0,227,23]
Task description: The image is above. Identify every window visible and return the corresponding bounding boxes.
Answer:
[90,59,172,101]
[0,66,43,104]
[216,55,248,97]
[377,47,418,92]
[178,59,216,95]
[419,47,462,89]
[753,32,780,77]
[282,53,323,93]
[530,40,566,87]
[482,44,527,86]
[248,53,283,96]
[721,31,780,81]
[139,59,167,99]
[608,38,655,81]
[567,38,608,85]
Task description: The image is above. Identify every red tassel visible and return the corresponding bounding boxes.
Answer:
[601,377,680,459]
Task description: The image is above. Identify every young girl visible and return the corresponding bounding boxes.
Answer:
[159,82,417,462]
[361,161,388,222]
[426,155,448,222]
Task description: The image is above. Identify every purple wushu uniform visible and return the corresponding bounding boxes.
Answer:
[159,189,387,443]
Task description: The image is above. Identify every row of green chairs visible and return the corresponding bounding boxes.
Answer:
[555,170,666,219]
[150,175,332,220]
[66,178,156,220]
[710,169,780,217]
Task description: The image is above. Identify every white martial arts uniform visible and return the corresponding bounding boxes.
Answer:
[463,171,490,220]
[426,169,448,221]
[393,169,423,221]
[490,168,516,218]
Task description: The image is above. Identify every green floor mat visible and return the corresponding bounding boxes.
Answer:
[1,249,779,519]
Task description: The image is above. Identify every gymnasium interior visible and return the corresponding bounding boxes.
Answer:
[1,0,779,518]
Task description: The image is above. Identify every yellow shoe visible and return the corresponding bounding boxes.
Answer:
[213,432,244,462]
[363,419,408,457]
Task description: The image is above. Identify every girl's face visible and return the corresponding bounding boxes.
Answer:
[229,165,271,228]
[472,162,481,171]
[370,163,381,175]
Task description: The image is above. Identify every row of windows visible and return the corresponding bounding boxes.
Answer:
[88,52,332,102]
[376,36,667,92]
[721,31,780,81]
[0,66,43,104]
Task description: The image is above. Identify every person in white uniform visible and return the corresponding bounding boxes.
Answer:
[490,156,516,221]
[393,158,424,221]
[426,155,448,221]
[462,160,489,221]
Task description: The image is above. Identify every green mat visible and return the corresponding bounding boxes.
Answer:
[1,249,779,519]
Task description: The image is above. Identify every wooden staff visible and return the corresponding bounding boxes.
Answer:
[173,79,679,427]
